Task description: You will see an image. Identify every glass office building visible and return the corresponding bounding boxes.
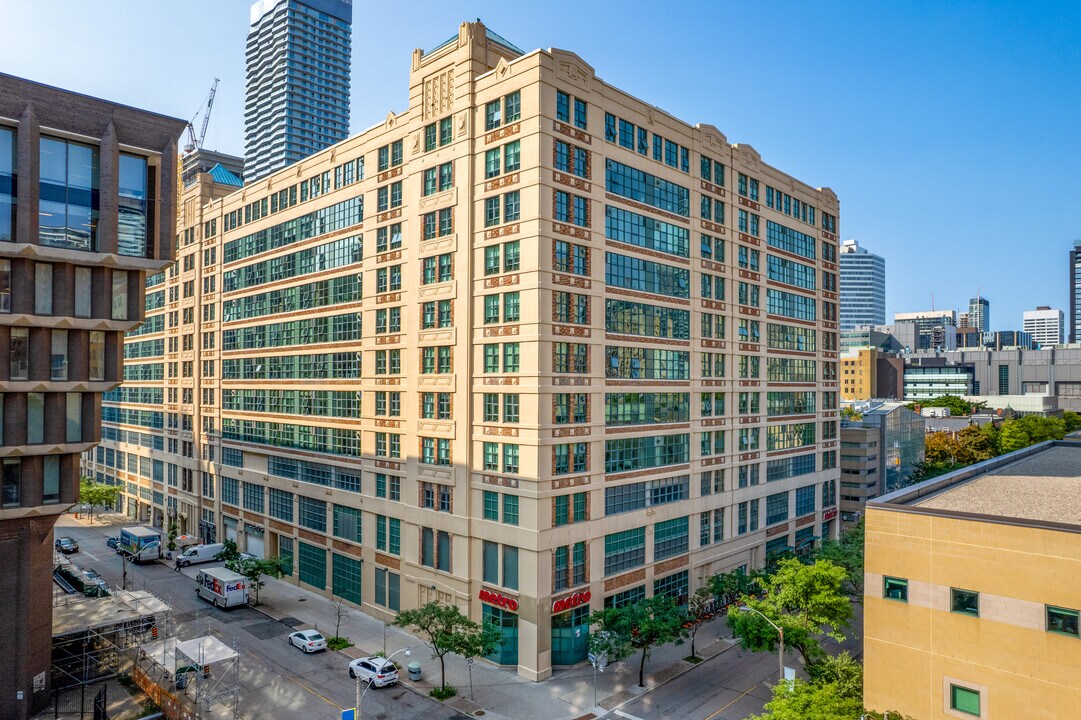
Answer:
[839,239,885,331]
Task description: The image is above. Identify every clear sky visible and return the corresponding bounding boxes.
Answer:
[2,0,1078,329]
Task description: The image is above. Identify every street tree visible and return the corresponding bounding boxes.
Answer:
[954,425,997,464]
[813,520,864,598]
[332,596,350,641]
[708,566,765,603]
[685,586,716,660]
[589,594,688,687]
[1063,411,1081,432]
[78,476,120,524]
[727,558,851,666]
[394,601,501,694]
[224,555,283,606]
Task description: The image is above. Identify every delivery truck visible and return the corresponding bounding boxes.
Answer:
[196,567,248,609]
[118,526,162,564]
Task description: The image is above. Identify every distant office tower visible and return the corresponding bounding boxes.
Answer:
[959,296,989,333]
[839,239,885,331]
[894,310,957,351]
[245,0,352,182]
[1023,306,1064,346]
[1071,241,1081,343]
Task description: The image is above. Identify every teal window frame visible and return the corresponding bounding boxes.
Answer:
[883,576,908,602]
[949,684,981,716]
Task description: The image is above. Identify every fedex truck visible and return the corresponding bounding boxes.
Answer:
[118,526,162,564]
[196,567,248,609]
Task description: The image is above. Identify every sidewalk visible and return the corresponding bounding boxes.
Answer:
[249,573,740,720]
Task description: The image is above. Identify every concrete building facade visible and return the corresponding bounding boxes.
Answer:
[0,73,183,720]
[1071,241,1081,343]
[244,0,352,182]
[838,238,884,331]
[894,310,957,351]
[84,23,842,681]
[1023,305,1063,347]
[865,441,1081,719]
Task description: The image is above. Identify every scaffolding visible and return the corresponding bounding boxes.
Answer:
[51,588,172,690]
[136,636,240,719]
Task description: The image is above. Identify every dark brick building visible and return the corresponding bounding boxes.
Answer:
[0,73,184,720]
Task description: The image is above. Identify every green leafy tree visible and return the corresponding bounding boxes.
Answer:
[78,476,120,524]
[217,539,241,563]
[394,602,501,692]
[907,395,986,416]
[224,555,282,606]
[812,520,864,598]
[839,406,862,421]
[685,586,716,660]
[1063,411,1081,433]
[1017,415,1065,444]
[727,558,851,666]
[997,421,1031,454]
[589,594,688,687]
[708,566,766,602]
[954,425,997,464]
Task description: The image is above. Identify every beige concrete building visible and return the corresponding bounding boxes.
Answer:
[83,22,842,680]
[865,441,1081,719]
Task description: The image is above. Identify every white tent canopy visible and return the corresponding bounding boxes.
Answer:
[143,635,237,671]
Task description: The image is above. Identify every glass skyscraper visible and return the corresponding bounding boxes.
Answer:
[244,0,352,182]
[1071,240,1081,343]
[839,239,885,331]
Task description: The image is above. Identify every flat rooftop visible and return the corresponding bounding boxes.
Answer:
[53,589,170,637]
[873,441,1081,528]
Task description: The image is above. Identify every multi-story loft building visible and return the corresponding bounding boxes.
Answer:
[864,441,1081,719]
[244,0,352,182]
[838,238,884,331]
[0,73,183,720]
[1023,305,1064,347]
[83,22,842,681]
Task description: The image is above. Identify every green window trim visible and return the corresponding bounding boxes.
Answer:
[883,576,908,602]
[1046,605,1080,637]
[949,684,981,716]
[950,588,979,617]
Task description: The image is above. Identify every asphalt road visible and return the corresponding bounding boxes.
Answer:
[614,603,865,720]
[54,515,462,720]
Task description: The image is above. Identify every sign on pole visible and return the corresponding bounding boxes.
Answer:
[342,708,356,720]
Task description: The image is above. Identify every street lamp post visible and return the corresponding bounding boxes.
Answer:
[738,606,784,683]
[356,646,410,720]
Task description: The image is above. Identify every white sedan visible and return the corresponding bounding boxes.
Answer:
[287,629,327,653]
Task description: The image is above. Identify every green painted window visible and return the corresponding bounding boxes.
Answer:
[331,553,361,605]
[297,541,326,590]
[951,588,979,617]
[1047,605,1080,636]
[884,576,908,602]
[950,685,980,716]
[502,494,519,526]
[483,491,499,521]
[279,536,293,576]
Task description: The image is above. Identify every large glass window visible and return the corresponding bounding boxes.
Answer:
[74,267,92,318]
[1,458,19,507]
[10,327,28,380]
[66,393,82,443]
[36,263,52,314]
[112,270,128,320]
[27,392,44,444]
[51,330,68,380]
[88,331,105,381]
[0,127,14,242]
[39,136,99,251]
[118,154,148,256]
[43,455,60,503]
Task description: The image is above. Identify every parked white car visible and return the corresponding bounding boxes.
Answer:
[348,656,400,687]
[287,629,327,653]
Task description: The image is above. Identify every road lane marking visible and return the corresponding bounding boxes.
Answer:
[703,681,765,720]
[615,711,646,720]
[80,551,100,562]
[288,677,342,710]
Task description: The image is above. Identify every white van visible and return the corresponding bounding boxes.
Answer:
[175,543,226,568]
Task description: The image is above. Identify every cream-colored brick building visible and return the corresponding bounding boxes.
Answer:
[864,441,1081,719]
[83,22,842,680]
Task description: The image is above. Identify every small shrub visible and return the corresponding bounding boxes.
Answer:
[429,685,457,700]
[684,655,704,664]
[327,636,353,651]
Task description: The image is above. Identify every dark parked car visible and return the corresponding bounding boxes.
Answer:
[55,537,79,553]
[106,537,120,549]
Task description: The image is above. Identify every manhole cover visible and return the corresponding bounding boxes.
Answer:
[474,712,485,717]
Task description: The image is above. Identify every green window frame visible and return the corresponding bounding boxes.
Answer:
[483,490,499,521]
[883,576,908,602]
[502,494,519,526]
[1047,605,1080,636]
[950,588,979,617]
[949,684,980,716]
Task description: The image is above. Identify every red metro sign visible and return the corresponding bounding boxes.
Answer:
[552,590,591,614]
[479,588,518,611]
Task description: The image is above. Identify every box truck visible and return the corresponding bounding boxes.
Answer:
[196,567,248,608]
[119,526,162,564]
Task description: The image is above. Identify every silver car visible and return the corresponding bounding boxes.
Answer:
[348,656,399,687]
[287,629,327,653]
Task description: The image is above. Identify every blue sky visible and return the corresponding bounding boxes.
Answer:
[2,0,1078,329]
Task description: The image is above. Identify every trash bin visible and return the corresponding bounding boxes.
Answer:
[407,661,422,681]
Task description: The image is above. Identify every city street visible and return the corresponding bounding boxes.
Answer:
[54,514,461,720]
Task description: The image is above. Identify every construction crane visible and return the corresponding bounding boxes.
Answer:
[183,78,219,155]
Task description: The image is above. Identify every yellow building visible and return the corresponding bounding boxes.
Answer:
[864,441,1081,719]
[840,346,876,400]
[84,21,843,680]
